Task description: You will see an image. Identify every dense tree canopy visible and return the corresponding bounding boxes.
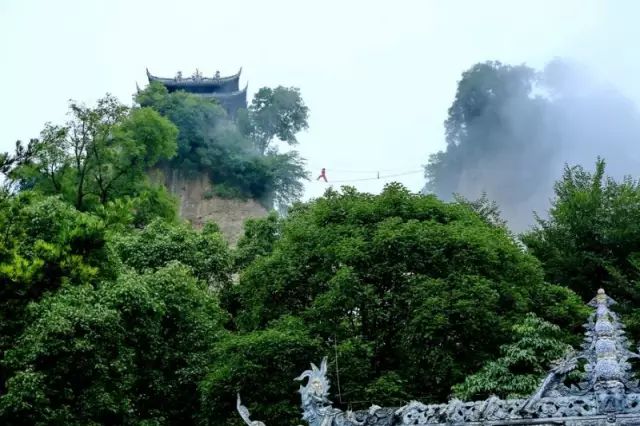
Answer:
[0,194,115,382]
[1,264,227,425]
[426,59,640,230]
[452,313,571,400]
[200,316,321,425]
[0,85,304,425]
[0,190,233,424]
[136,82,308,207]
[237,86,309,155]
[3,61,639,426]
[223,184,585,421]
[522,159,640,338]
[110,219,232,288]
[4,95,178,213]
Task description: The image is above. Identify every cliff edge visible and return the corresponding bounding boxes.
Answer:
[150,168,268,245]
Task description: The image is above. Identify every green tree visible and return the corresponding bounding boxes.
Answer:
[425,61,551,212]
[522,158,640,338]
[137,82,308,207]
[0,193,115,398]
[0,285,134,425]
[199,316,321,426]
[5,94,178,212]
[1,263,227,425]
[110,219,232,288]
[453,192,508,229]
[226,184,585,417]
[110,264,228,424]
[238,86,309,155]
[452,313,571,400]
[263,150,308,207]
[136,82,246,173]
[233,212,282,271]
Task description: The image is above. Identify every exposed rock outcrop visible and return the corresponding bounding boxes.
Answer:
[150,168,268,245]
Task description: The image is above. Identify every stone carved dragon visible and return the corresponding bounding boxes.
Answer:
[294,357,365,426]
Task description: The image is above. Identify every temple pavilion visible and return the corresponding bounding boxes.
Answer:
[145,68,247,117]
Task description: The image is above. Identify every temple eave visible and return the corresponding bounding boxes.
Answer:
[200,89,247,99]
[146,67,242,86]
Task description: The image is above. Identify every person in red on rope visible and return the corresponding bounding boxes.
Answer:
[316,168,328,182]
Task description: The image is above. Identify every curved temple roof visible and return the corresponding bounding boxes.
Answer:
[237,289,640,425]
[146,67,242,91]
[147,67,242,85]
[144,67,247,117]
[198,83,248,99]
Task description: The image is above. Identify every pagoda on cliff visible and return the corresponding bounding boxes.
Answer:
[145,68,248,117]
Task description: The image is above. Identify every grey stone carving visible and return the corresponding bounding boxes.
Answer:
[236,394,266,426]
[237,289,640,425]
[294,357,366,426]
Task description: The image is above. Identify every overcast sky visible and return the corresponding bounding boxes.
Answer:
[1,0,639,201]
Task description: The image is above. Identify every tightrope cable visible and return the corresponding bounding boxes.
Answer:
[317,170,423,184]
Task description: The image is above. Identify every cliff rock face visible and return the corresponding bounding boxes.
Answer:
[150,169,268,245]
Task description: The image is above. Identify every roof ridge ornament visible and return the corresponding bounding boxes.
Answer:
[236,394,266,426]
[143,66,247,117]
[294,357,363,425]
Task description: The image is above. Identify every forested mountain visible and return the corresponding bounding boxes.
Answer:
[1,64,640,425]
[426,59,640,230]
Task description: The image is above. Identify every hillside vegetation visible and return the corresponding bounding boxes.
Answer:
[1,63,640,425]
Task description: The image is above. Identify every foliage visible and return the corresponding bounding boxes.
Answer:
[425,59,640,230]
[238,86,309,155]
[0,264,227,425]
[0,193,116,405]
[137,82,308,207]
[93,185,179,232]
[0,194,114,348]
[1,68,628,426]
[199,316,321,425]
[110,219,232,288]
[206,183,247,200]
[233,212,282,271]
[522,158,640,338]
[262,150,308,207]
[112,264,228,424]
[425,61,545,204]
[453,192,508,229]
[0,284,133,425]
[226,183,585,418]
[136,83,247,173]
[452,313,571,400]
[4,95,178,214]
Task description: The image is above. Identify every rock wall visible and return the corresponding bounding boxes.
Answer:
[150,168,269,245]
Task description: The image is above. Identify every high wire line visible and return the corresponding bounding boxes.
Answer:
[317,169,423,184]
[321,167,419,174]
